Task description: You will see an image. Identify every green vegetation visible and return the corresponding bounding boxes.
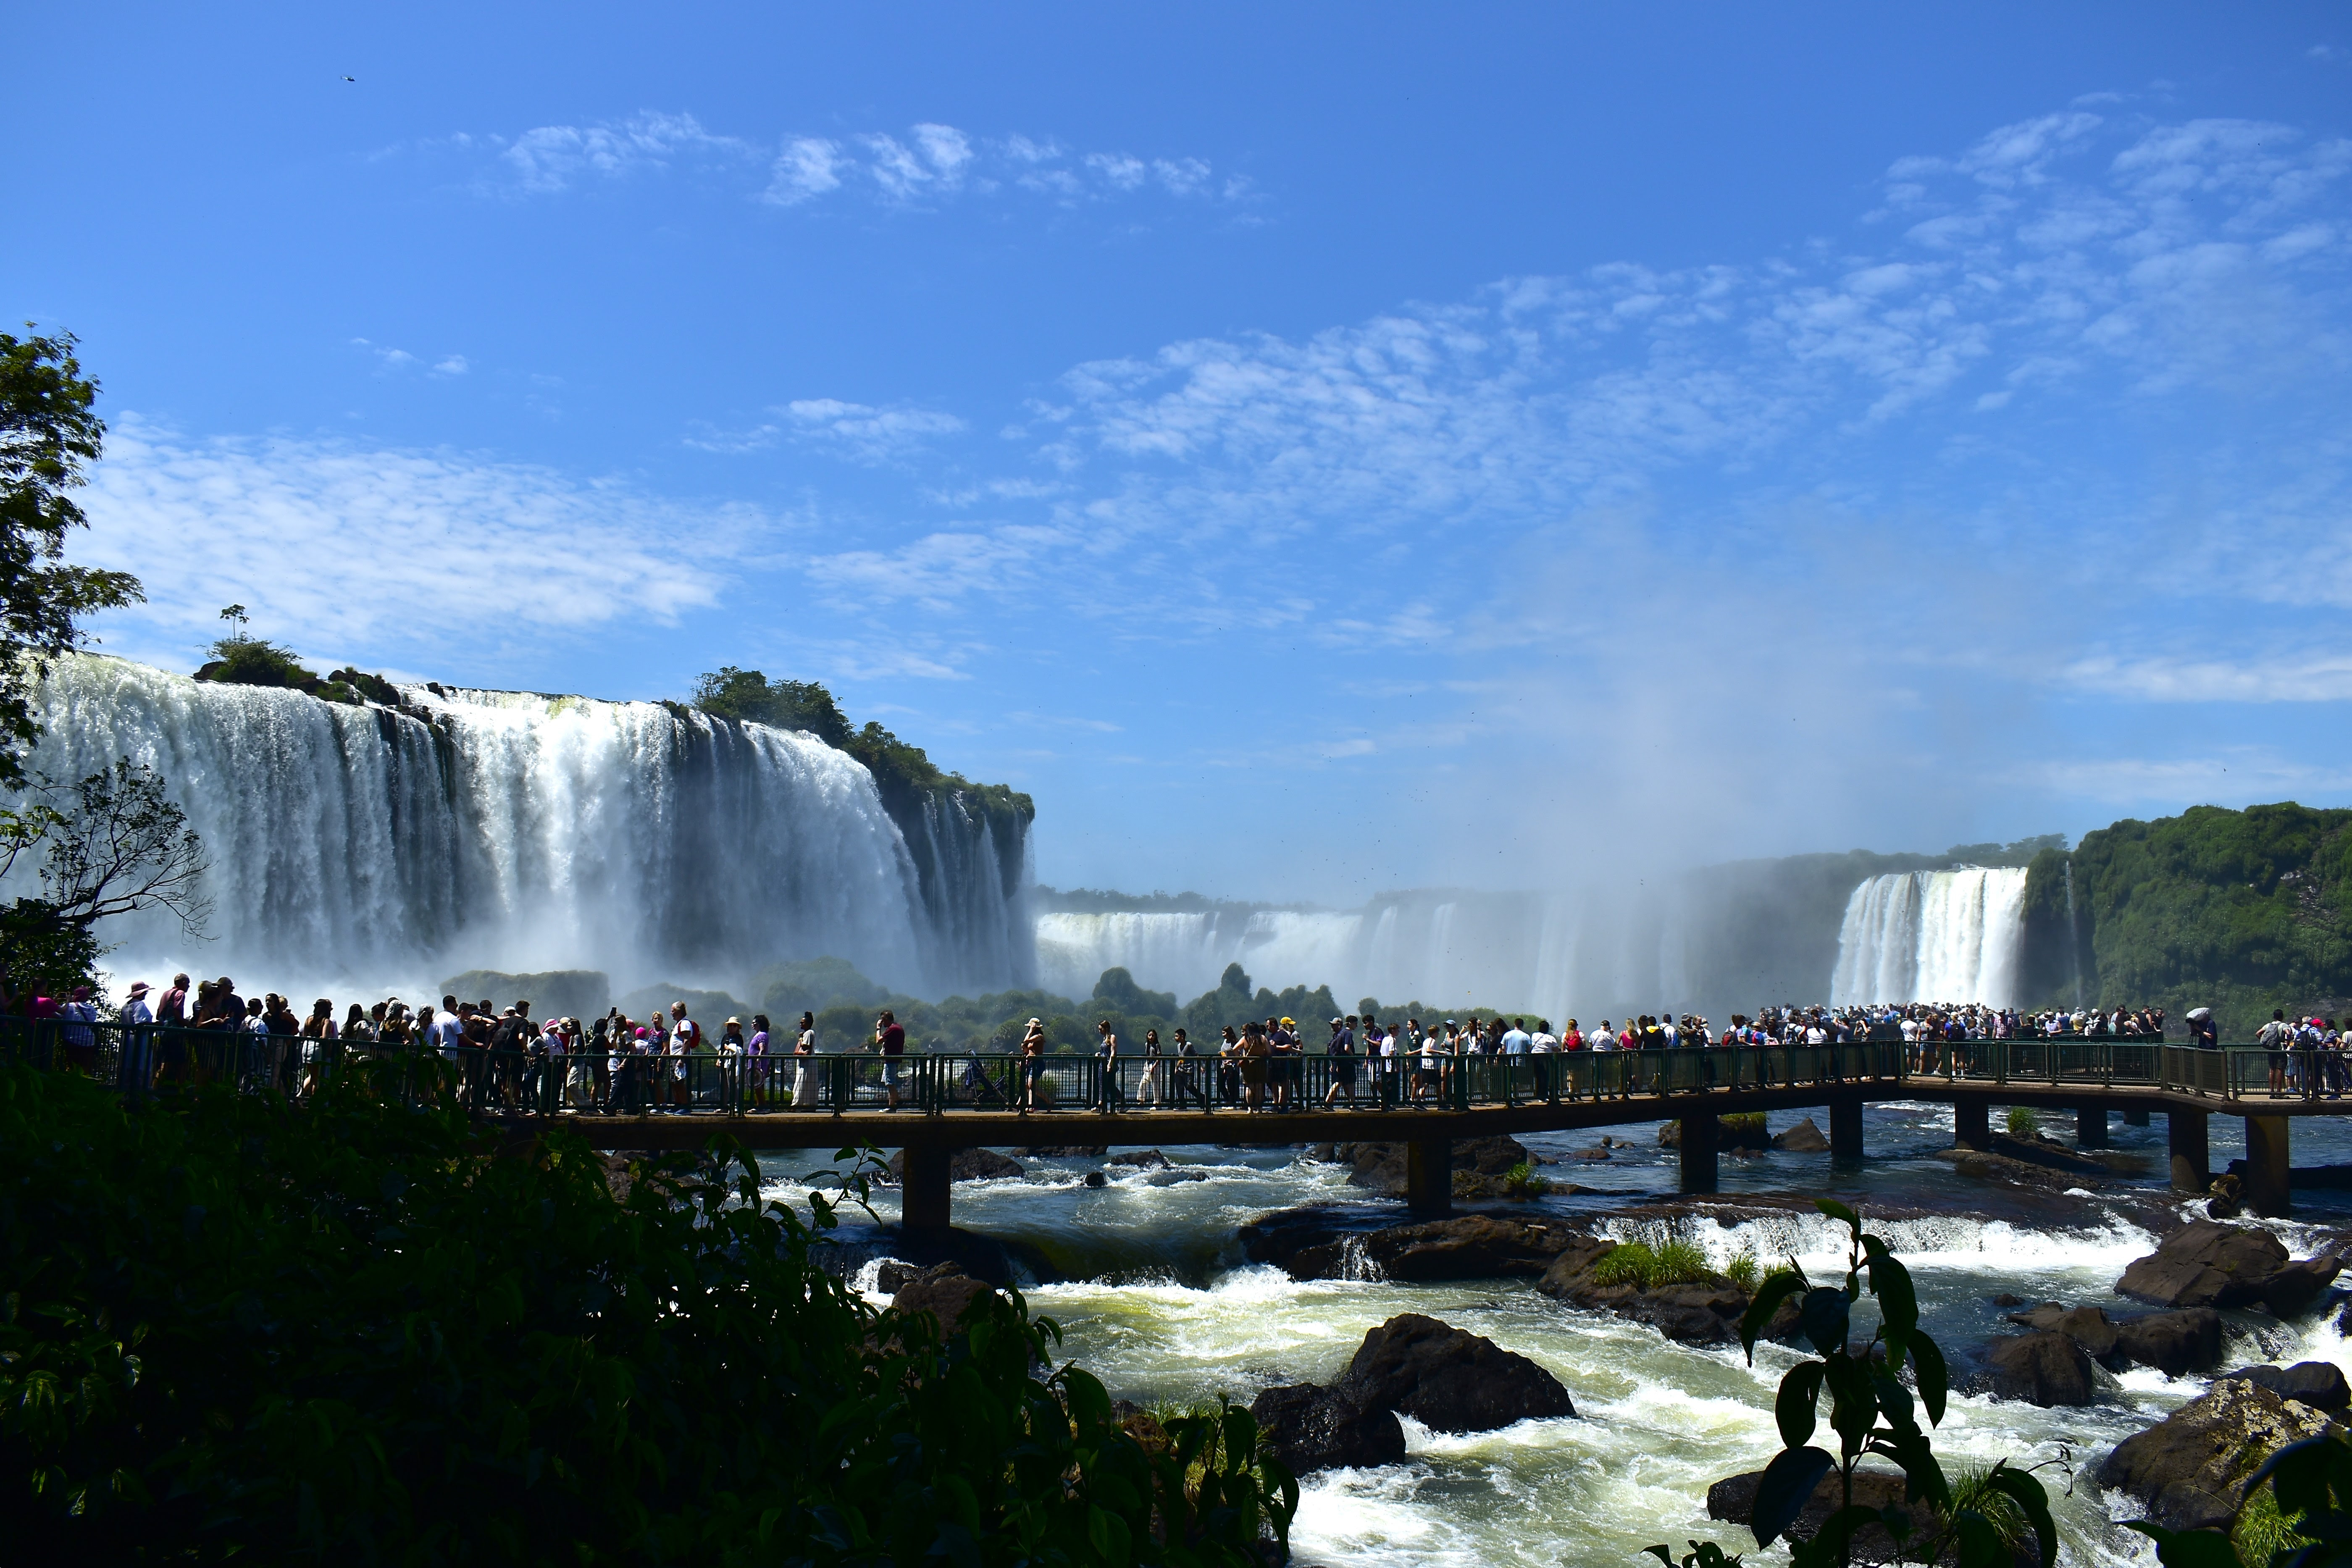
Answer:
[689,667,1033,850]
[191,628,399,708]
[1721,1112,1767,1141]
[2021,801,2352,1035]
[2131,1422,2352,1567]
[0,759,209,994]
[1503,1160,1549,1199]
[1590,1238,1711,1290]
[1670,1199,2059,1568]
[0,1060,1293,1563]
[2006,1106,2040,1139]
[0,329,145,788]
[1724,1250,1760,1292]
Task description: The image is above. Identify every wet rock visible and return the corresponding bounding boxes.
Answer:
[1708,1465,1930,1567]
[2115,1220,2346,1313]
[1335,1136,1530,1197]
[1362,1215,1573,1282]
[1109,1148,1170,1169]
[1659,1119,1770,1153]
[2207,1175,2246,1220]
[1250,1383,1407,1473]
[1082,1170,1108,1188]
[1011,1144,1109,1157]
[2114,1309,2226,1376]
[1986,1331,2095,1406]
[2004,1303,2121,1364]
[2098,1379,2336,1530]
[886,1147,1025,1183]
[1992,1293,2026,1307]
[2218,1361,2352,1413]
[890,1263,997,1338]
[1536,1235,1761,1347]
[1772,1117,1831,1153]
[866,1226,1062,1286]
[1338,1313,1574,1432]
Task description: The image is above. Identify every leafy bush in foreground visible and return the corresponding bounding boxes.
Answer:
[0,1062,1291,1565]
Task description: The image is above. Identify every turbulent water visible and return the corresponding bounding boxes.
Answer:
[1035,893,1693,1022]
[1830,868,2029,1007]
[763,1109,2352,1568]
[16,656,1033,999]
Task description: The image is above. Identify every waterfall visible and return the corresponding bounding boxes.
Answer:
[13,656,1033,999]
[1829,867,2028,1006]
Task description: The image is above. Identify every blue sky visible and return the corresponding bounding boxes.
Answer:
[8,3,2352,903]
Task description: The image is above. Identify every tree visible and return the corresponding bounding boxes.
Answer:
[0,761,209,991]
[691,665,855,747]
[0,330,144,787]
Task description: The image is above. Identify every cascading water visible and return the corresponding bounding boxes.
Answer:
[1829,867,2028,1005]
[13,656,1033,998]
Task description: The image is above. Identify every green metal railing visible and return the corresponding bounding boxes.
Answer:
[6,1016,2341,1118]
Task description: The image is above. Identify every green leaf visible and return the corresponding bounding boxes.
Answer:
[1799,1289,1852,1357]
[1815,1198,1861,1232]
[1819,1354,1879,1459]
[1644,1548,1677,1568]
[1860,1237,1919,1343]
[1789,1504,1888,1568]
[1738,1269,1810,1363]
[1750,1445,1837,1548]
[1909,1332,1949,1427]
[1954,1509,2009,1568]
[1776,1363,1824,1450]
[1982,1463,2060,1568]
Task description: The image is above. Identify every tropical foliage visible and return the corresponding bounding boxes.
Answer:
[0,1059,1293,1564]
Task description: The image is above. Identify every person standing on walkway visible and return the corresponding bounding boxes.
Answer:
[873,1009,907,1112]
[1020,1017,1049,1113]
[1138,1027,1163,1105]
[1093,1019,1121,1111]
[793,1012,818,1108]
[1325,1016,1360,1108]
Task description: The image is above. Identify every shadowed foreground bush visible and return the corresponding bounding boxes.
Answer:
[0,1063,1291,1565]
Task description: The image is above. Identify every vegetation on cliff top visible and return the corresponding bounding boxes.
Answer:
[2022,801,2352,1034]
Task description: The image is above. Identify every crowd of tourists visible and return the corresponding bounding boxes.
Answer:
[14,969,2285,1114]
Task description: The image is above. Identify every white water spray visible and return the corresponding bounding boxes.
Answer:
[1829,867,2028,1006]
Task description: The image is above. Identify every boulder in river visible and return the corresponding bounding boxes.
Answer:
[1772,1117,1831,1153]
[1250,1382,1407,1473]
[889,1262,998,1338]
[2115,1308,2226,1376]
[2003,1303,2122,1364]
[1986,1330,2095,1406]
[1537,1234,1759,1347]
[2217,1361,2352,1414]
[2098,1378,2336,1530]
[1108,1148,1170,1169]
[2115,1220,2346,1313]
[886,1147,1025,1184]
[1338,1313,1574,1432]
[1011,1144,1109,1158]
[1708,1465,1931,1567]
[1337,1136,1531,1197]
[1361,1215,1572,1282]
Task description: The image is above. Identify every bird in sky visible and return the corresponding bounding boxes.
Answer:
[342,75,356,82]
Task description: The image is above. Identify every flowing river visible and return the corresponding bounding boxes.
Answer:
[758,1105,2352,1568]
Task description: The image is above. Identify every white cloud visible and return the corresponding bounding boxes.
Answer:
[79,422,778,667]
[493,111,752,194]
[432,355,468,376]
[2058,654,2352,703]
[686,398,967,463]
[452,111,1241,213]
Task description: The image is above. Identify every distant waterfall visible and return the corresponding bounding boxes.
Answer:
[1829,868,2027,1006]
[14,656,1032,998]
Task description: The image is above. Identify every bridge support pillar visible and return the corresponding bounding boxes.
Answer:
[2123,1108,2150,1127]
[899,1143,952,1234]
[1679,1112,1719,1194]
[2245,1116,2292,1218]
[1953,1099,1990,1151]
[2077,1107,2108,1148]
[1406,1139,1452,1219]
[1829,1094,1864,1160]
[2168,1110,2209,1193]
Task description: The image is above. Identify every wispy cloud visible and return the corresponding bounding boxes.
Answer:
[687,398,966,463]
[79,422,780,668]
[442,111,1247,213]
[351,339,470,378]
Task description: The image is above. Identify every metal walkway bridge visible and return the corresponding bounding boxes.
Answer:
[15,1022,2337,1228]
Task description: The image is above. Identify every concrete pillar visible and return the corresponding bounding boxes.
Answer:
[1953,1099,1990,1151]
[1406,1138,1453,1219]
[2245,1116,2292,1218]
[900,1144,952,1233]
[1679,1111,1719,1194]
[2123,1108,2150,1127]
[2168,1110,2209,1193]
[2077,1107,2108,1148]
[1829,1095,1865,1160]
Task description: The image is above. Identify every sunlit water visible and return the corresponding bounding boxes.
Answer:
[753,1104,2352,1568]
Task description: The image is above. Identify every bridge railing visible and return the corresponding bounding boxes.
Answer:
[2,1017,2333,1116]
